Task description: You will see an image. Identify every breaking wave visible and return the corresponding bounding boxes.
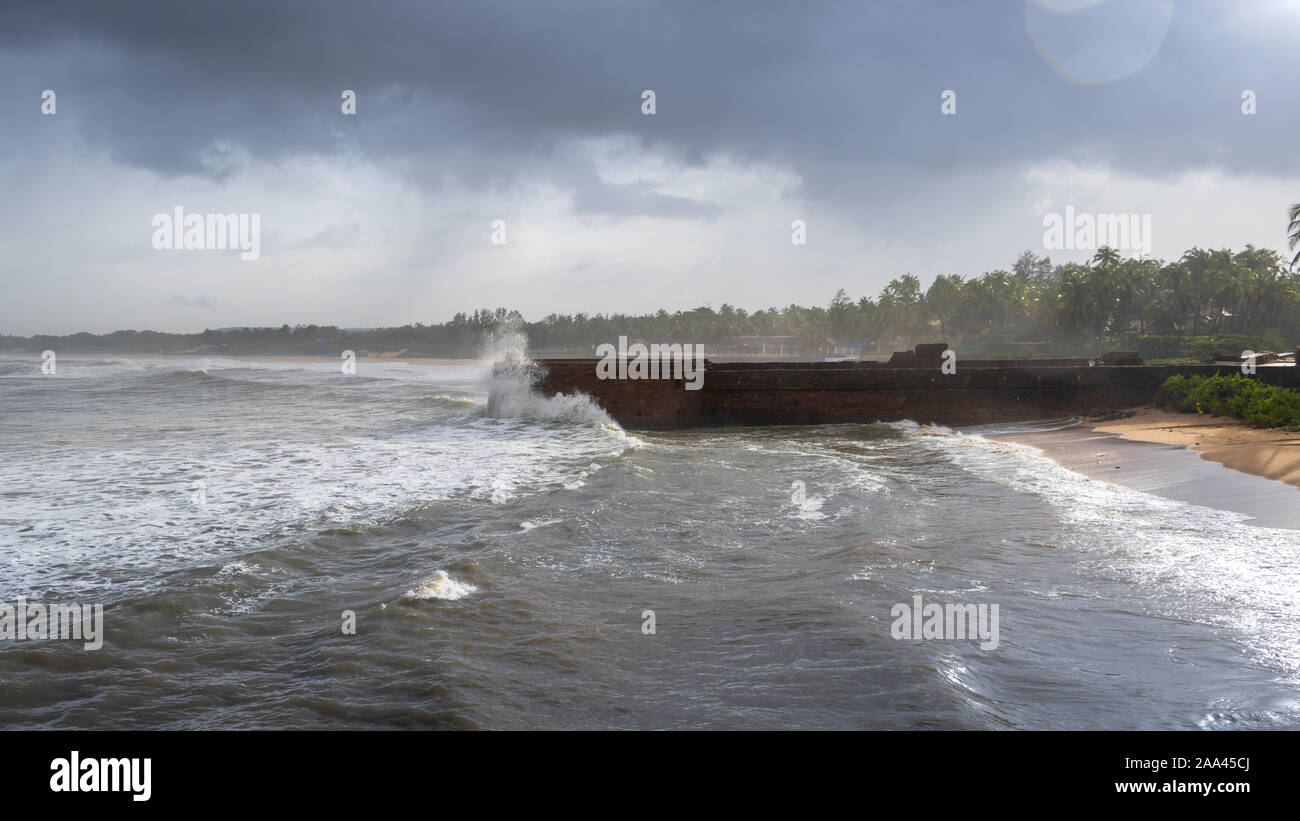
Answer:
[402,570,478,601]
[481,325,616,426]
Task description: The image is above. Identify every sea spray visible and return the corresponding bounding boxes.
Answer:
[482,321,617,425]
[483,318,540,418]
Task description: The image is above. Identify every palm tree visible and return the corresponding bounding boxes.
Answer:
[1114,258,1153,337]
[881,275,925,344]
[1055,267,1092,342]
[1092,246,1122,269]
[1156,261,1191,339]
[1289,202,1300,266]
[828,289,854,339]
[925,275,964,341]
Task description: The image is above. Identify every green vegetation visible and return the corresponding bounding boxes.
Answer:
[1154,374,1300,430]
[1131,332,1288,362]
[1289,201,1300,266]
[3,244,1298,358]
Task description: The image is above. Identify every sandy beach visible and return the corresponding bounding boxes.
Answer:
[1091,407,1300,487]
[998,406,1300,530]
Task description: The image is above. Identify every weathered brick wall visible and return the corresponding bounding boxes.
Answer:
[522,359,1300,430]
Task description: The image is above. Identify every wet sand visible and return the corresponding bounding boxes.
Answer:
[997,407,1300,530]
[1090,407,1300,487]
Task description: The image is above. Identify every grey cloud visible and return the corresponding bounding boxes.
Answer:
[295,222,362,249]
[3,0,1295,217]
[167,294,224,310]
[568,171,723,221]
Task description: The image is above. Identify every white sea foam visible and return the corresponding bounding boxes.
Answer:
[480,326,618,427]
[909,425,1300,675]
[489,383,616,426]
[402,570,478,601]
[791,493,827,520]
[514,519,561,532]
[0,355,638,599]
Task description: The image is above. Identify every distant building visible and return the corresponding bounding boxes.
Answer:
[827,340,876,357]
[713,335,806,358]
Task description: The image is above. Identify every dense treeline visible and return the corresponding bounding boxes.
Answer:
[3,246,1298,360]
[524,245,1300,357]
[800,245,1299,355]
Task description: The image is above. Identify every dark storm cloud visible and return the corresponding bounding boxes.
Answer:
[4,0,1296,217]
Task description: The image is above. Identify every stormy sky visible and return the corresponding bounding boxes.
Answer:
[1,0,1297,335]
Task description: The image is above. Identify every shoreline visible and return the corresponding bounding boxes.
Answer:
[1091,406,1300,487]
[995,406,1300,530]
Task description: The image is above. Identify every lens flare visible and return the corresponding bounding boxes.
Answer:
[1025,0,1175,85]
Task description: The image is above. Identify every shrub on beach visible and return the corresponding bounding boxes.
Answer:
[1154,374,1300,430]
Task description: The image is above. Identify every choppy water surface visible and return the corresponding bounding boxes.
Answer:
[2,354,1299,729]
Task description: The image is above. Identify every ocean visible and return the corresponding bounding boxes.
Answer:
[2,351,1299,729]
